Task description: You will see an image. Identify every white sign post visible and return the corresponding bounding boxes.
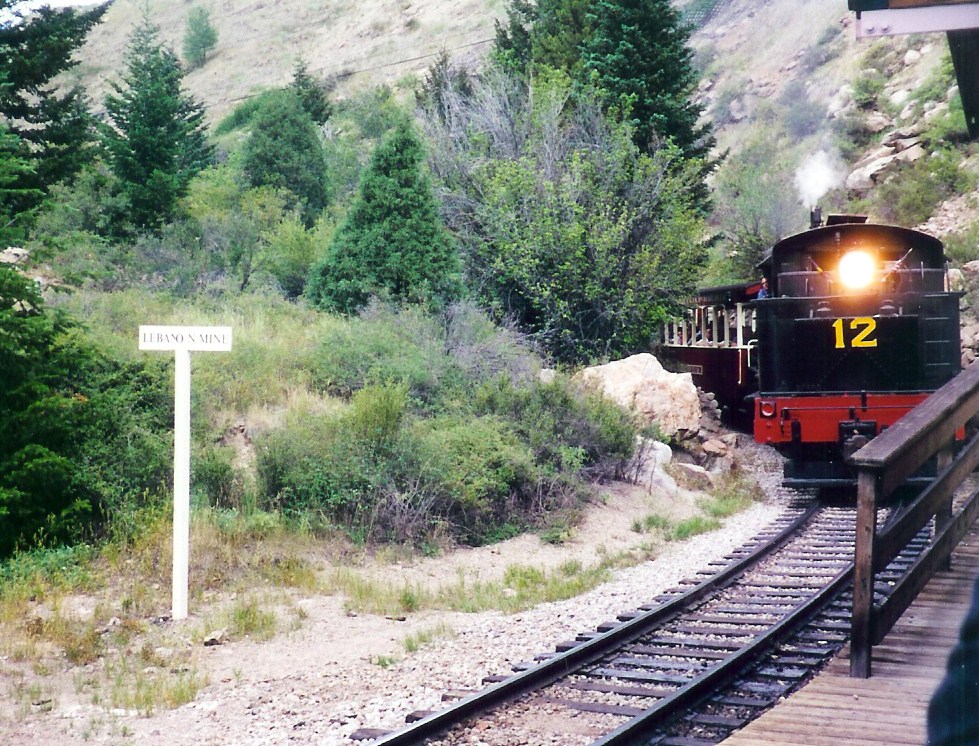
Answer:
[139,325,233,620]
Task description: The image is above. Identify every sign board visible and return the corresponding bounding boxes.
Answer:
[848,0,979,35]
[139,325,232,621]
[139,325,233,352]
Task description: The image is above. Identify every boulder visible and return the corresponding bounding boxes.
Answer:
[577,353,702,438]
[672,462,716,491]
[1,246,28,264]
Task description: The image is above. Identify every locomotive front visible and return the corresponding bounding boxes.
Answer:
[752,215,961,488]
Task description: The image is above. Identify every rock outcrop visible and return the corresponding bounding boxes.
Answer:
[576,353,702,438]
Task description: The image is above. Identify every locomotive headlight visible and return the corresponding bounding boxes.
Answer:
[838,250,876,290]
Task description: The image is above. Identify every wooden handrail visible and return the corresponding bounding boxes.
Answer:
[848,361,979,677]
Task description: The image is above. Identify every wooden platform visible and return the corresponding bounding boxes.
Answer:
[721,522,979,746]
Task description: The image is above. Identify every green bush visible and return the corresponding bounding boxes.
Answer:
[474,375,636,481]
[416,415,537,539]
[874,148,976,225]
[0,267,172,557]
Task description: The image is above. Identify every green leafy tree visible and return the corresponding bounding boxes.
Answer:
[290,57,332,125]
[240,90,329,226]
[710,136,801,283]
[0,2,108,199]
[308,121,462,314]
[182,6,218,70]
[102,16,213,232]
[421,71,706,363]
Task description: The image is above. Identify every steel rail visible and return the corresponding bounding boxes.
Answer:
[589,563,854,746]
[366,503,820,745]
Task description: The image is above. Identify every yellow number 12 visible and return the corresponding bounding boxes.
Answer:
[833,317,878,349]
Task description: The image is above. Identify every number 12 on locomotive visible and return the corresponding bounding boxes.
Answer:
[832,317,878,349]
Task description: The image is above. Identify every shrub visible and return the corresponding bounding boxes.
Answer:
[874,148,976,225]
[474,375,636,481]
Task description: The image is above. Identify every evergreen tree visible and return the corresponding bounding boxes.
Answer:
[0,2,108,194]
[532,0,592,76]
[581,0,713,164]
[102,16,213,232]
[0,263,172,558]
[492,0,537,76]
[240,89,329,226]
[182,6,218,70]
[308,121,461,314]
[0,125,42,245]
[290,58,332,125]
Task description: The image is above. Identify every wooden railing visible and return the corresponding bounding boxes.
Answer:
[847,361,979,677]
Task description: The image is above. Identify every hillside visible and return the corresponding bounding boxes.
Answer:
[73,0,977,236]
[76,0,504,123]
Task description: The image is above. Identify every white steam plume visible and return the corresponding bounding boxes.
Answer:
[794,150,845,207]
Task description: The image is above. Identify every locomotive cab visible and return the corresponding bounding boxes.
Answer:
[752,215,961,488]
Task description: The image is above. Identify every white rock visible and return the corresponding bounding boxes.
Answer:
[576,354,702,437]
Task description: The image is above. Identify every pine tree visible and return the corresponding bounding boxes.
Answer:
[581,0,713,163]
[240,89,329,226]
[183,6,218,70]
[290,58,332,125]
[102,15,213,231]
[308,121,461,314]
[0,2,107,194]
[0,125,43,245]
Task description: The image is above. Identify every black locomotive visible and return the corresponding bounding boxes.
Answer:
[660,212,962,488]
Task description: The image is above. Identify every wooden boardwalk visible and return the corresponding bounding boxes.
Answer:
[721,523,979,746]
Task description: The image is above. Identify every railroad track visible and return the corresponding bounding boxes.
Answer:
[350,496,930,745]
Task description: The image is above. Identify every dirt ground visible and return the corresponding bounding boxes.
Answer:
[0,443,787,746]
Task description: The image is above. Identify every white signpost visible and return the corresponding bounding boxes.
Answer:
[139,325,232,620]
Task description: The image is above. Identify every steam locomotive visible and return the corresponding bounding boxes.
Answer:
[659,211,961,489]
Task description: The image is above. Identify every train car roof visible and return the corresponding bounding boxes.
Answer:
[760,221,945,269]
[690,282,757,305]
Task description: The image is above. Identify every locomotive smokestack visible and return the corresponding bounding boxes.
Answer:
[810,206,823,229]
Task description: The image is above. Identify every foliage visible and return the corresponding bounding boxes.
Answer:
[709,134,803,282]
[101,15,213,233]
[580,0,714,170]
[182,6,218,70]
[492,0,536,76]
[0,265,172,558]
[0,2,108,196]
[307,120,462,314]
[872,148,977,226]
[183,164,295,291]
[239,89,330,226]
[0,125,43,245]
[290,57,332,125]
[421,71,706,363]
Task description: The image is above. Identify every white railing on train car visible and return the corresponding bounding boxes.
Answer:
[662,303,757,350]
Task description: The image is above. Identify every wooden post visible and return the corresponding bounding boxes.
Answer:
[851,468,879,678]
[935,440,954,572]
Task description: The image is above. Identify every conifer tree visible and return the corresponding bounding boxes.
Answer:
[290,58,332,125]
[182,6,218,70]
[240,89,329,226]
[102,15,213,232]
[581,0,712,164]
[308,121,461,314]
[0,2,108,194]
